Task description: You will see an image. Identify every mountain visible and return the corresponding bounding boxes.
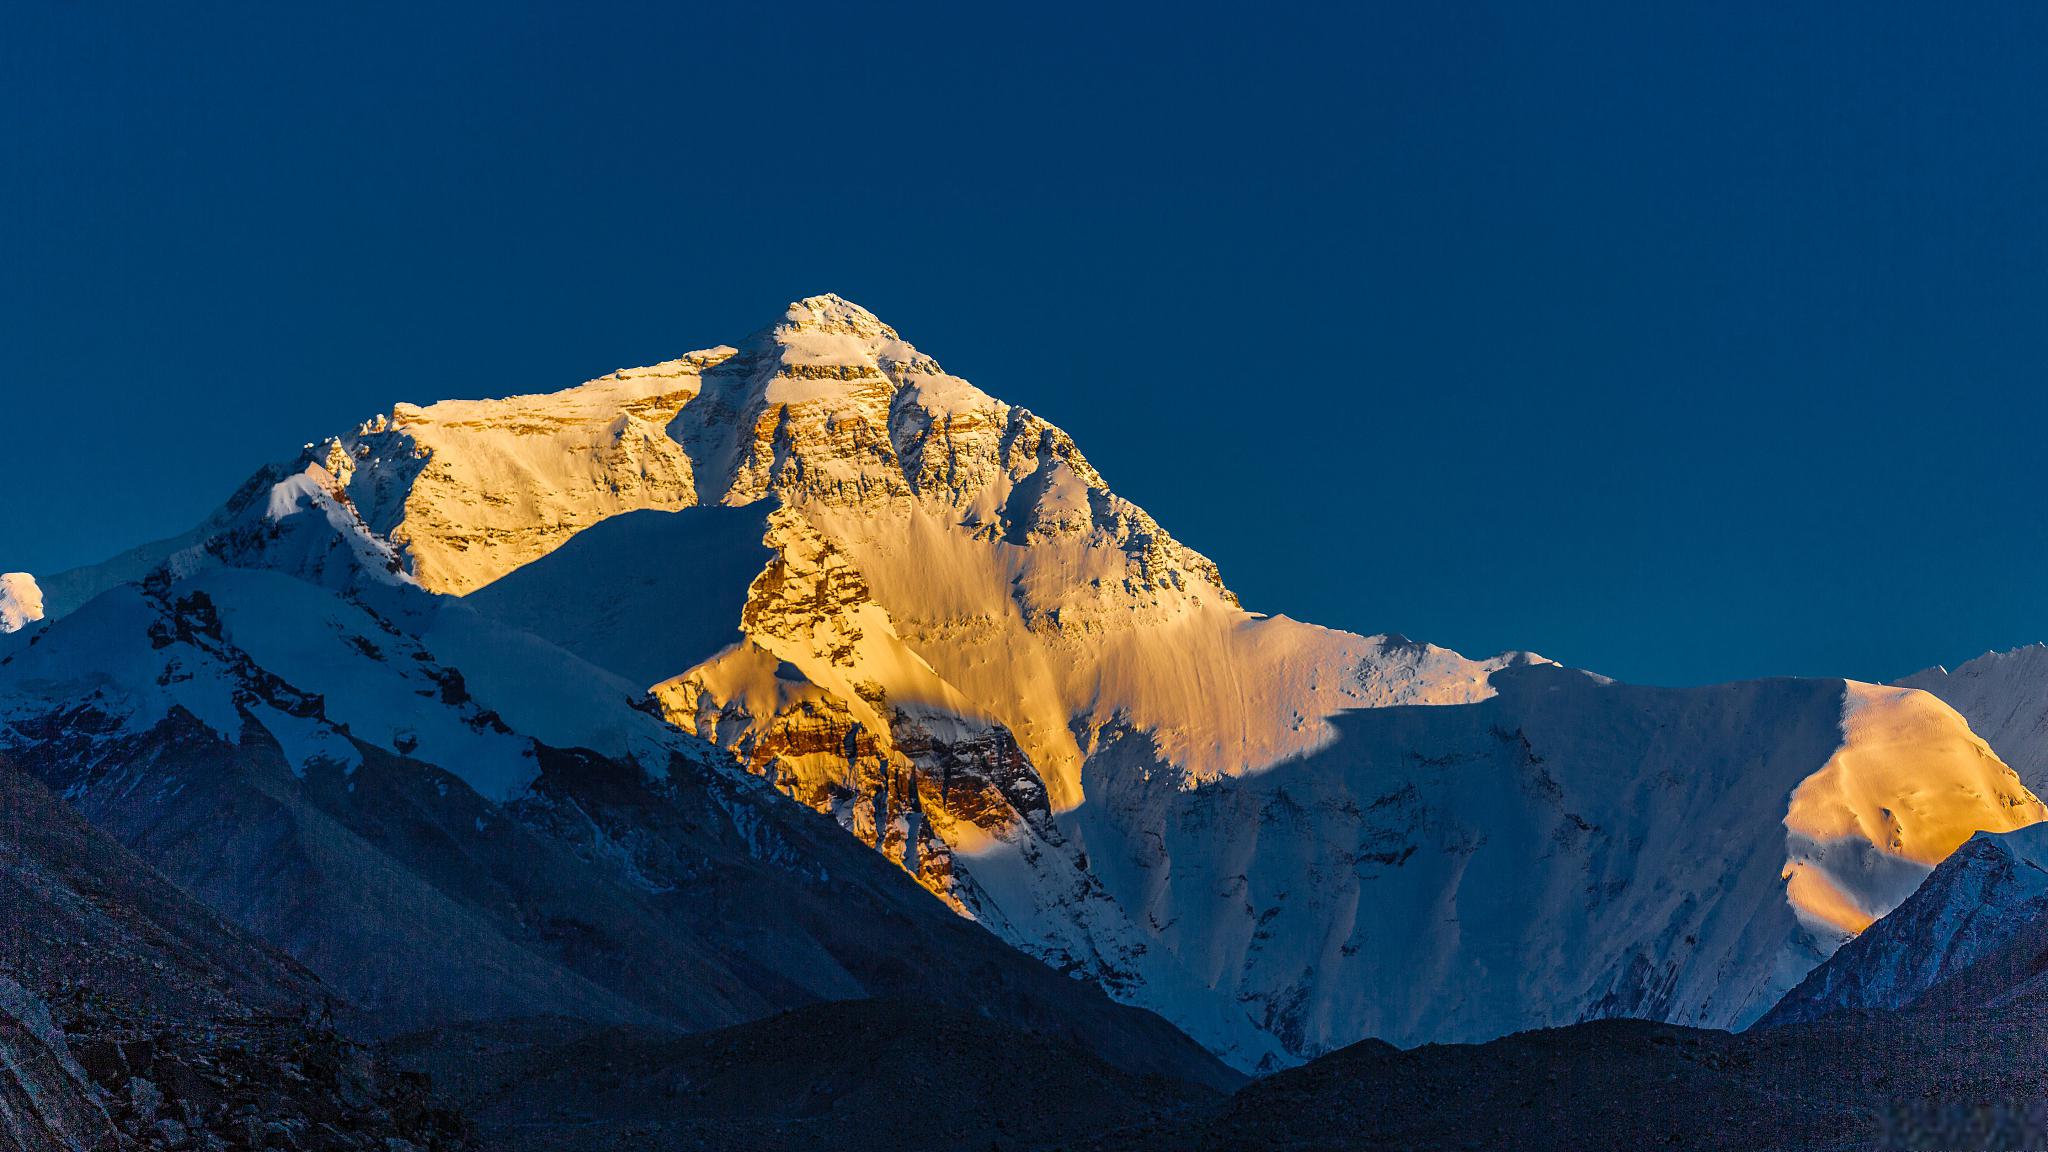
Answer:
[1901,644,2048,790]
[0,572,40,633]
[1761,818,2048,1028]
[30,295,2043,1073]
[0,755,464,1151]
[1734,645,2048,1026]
[0,501,1237,1096]
[1041,669,2033,1061]
[1088,793,2048,1150]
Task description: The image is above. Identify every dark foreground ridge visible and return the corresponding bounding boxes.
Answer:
[393,1000,2048,1151]
[383,998,1220,1152]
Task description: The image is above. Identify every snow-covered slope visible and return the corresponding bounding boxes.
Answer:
[1762,821,2048,1026]
[1781,682,2040,937]
[36,295,2044,1071]
[479,504,2040,1062]
[0,572,41,633]
[1760,647,2048,1027]
[0,480,1235,1092]
[1068,668,2040,1055]
[1900,645,2048,792]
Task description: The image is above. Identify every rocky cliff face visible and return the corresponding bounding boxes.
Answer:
[32,295,2043,1072]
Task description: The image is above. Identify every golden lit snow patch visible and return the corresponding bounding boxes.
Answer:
[1783,682,2046,938]
[0,572,44,634]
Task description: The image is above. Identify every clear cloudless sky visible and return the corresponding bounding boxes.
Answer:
[5,1,2048,687]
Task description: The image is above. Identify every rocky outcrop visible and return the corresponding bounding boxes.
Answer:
[0,975,114,1152]
[0,757,466,1150]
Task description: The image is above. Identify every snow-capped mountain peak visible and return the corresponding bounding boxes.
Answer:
[0,572,41,633]
[744,293,960,399]
[22,296,2041,1073]
[780,291,898,335]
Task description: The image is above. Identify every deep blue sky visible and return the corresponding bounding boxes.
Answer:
[5,2,2048,687]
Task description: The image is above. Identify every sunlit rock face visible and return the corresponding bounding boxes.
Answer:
[0,572,42,633]
[334,354,715,597]
[34,295,2043,1072]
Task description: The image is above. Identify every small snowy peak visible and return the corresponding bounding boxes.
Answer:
[760,294,958,386]
[1782,682,2045,939]
[1047,670,2018,1059]
[751,293,926,372]
[777,293,900,340]
[1971,818,2048,868]
[206,462,417,595]
[1355,634,1558,706]
[0,573,42,633]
